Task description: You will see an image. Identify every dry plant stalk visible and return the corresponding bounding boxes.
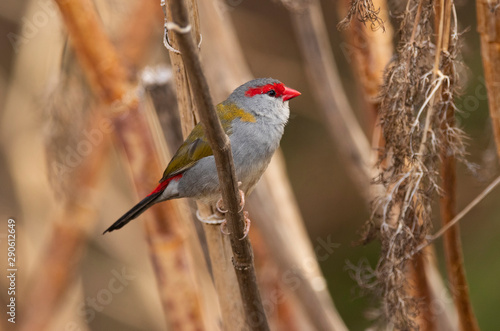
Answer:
[337,0,386,31]
[142,66,224,330]
[356,0,471,327]
[287,0,459,327]
[199,0,347,329]
[339,0,457,328]
[341,0,435,328]
[45,0,209,330]
[476,0,500,159]
[437,0,480,329]
[167,0,269,329]
[340,0,393,126]
[163,0,247,329]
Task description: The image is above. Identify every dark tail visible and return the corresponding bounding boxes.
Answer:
[103,191,162,234]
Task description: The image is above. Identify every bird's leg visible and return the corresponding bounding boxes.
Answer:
[219,211,250,238]
[196,210,225,225]
[220,220,231,235]
[238,189,245,212]
[239,211,251,240]
[216,182,245,214]
[216,185,249,237]
[216,198,228,214]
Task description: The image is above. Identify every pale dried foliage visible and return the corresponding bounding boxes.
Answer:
[349,0,468,328]
[337,0,385,31]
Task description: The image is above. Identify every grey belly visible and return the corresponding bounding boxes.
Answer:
[177,133,277,204]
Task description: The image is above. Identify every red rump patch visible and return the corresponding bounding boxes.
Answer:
[245,83,286,98]
[149,174,183,196]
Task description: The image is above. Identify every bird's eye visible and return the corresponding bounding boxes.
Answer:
[267,90,276,97]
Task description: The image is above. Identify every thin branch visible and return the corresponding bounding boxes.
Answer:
[439,122,480,331]
[340,0,394,127]
[163,0,247,328]
[167,1,269,329]
[414,174,500,248]
[141,65,223,330]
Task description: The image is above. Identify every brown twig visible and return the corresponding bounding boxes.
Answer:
[167,1,269,329]
[340,0,393,126]
[163,0,247,328]
[141,65,223,330]
[436,0,480,329]
[440,140,480,331]
[423,174,500,244]
[408,252,435,330]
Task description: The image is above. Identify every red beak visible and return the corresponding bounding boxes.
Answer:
[282,86,301,101]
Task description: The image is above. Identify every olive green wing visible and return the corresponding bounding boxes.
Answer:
[159,103,255,182]
[160,123,213,181]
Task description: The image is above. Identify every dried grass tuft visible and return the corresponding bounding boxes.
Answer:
[337,0,385,31]
[356,0,468,328]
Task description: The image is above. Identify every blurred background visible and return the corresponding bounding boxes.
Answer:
[1,0,499,330]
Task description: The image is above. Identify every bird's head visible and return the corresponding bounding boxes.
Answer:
[226,78,301,124]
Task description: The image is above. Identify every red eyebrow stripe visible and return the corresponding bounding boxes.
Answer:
[245,83,286,98]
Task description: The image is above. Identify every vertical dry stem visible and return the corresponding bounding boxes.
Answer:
[163,0,247,329]
[476,0,500,158]
[437,1,479,330]
[341,0,393,126]
[167,1,269,329]
[440,146,479,331]
[340,0,453,328]
[336,0,470,327]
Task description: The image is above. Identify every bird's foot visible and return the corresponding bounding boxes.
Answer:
[215,186,250,239]
[238,189,245,212]
[216,198,227,214]
[216,189,245,214]
[240,211,251,240]
[220,219,230,235]
[195,210,225,225]
[219,211,251,240]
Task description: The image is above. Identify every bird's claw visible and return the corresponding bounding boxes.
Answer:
[216,189,246,214]
[239,211,251,240]
[220,220,230,235]
[216,187,250,239]
[219,211,251,239]
[216,198,228,214]
[238,189,245,212]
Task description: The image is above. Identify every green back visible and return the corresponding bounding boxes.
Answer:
[160,103,256,182]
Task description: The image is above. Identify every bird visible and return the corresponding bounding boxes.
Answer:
[103,78,300,234]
